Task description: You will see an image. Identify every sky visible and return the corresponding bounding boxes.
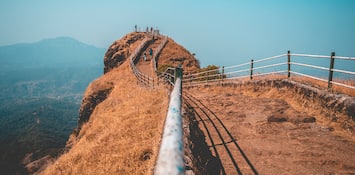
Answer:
[1,0,355,67]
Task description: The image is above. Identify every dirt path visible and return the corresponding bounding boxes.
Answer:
[184,87,355,174]
[136,37,163,77]
[136,59,155,77]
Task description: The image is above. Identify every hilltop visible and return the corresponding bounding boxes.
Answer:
[36,32,200,174]
[36,32,355,174]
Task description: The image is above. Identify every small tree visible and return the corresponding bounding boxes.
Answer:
[197,65,224,81]
[157,64,173,74]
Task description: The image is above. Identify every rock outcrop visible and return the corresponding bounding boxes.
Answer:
[37,32,201,175]
[103,32,146,73]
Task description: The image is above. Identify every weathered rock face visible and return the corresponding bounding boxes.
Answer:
[77,80,114,130]
[104,32,145,73]
[75,32,146,133]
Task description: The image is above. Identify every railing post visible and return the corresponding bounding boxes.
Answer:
[221,66,225,79]
[221,66,225,85]
[328,52,335,89]
[250,59,254,80]
[287,50,291,78]
[175,65,183,83]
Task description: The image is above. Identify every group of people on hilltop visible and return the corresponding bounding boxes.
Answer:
[134,25,156,34]
[146,26,154,33]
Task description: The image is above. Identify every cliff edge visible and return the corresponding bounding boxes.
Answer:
[35,32,200,174]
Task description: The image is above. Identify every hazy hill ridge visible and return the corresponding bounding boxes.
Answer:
[0,37,105,174]
[0,37,104,69]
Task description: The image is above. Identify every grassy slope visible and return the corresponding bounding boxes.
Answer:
[39,61,168,174]
[39,33,202,174]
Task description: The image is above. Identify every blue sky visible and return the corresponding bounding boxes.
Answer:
[1,0,355,67]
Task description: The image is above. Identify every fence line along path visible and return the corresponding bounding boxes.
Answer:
[129,33,167,87]
[135,35,167,77]
[183,51,355,92]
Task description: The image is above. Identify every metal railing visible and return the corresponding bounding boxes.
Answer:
[183,51,355,91]
[155,66,184,175]
[130,34,170,87]
[153,35,168,72]
[129,36,156,87]
[158,67,176,86]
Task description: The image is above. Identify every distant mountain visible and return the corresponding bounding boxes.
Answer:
[0,37,105,174]
[0,37,105,69]
[0,37,105,101]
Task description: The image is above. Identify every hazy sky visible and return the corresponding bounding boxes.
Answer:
[1,0,354,66]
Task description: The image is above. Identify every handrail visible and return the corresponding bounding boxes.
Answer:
[155,67,184,175]
[290,53,330,59]
[129,33,169,87]
[153,35,168,72]
[182,51,355,91]
[252,54,286,63]
[291,62,329,71]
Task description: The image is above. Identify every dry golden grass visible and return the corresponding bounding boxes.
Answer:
[289,76,355,96]
[159,38,200,73]
[234,73,354,96]
[194,83,355,142]
[38,61,169,175]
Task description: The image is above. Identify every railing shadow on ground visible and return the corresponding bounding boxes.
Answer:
[183,96,226,175]
[183,92,259,175]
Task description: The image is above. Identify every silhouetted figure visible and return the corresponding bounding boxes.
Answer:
[149,48,153,59]
[143,51,147,61]
[134,25,137,32]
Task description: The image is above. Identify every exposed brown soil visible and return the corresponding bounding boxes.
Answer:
[136,37,163,77]
[183,84,355,174]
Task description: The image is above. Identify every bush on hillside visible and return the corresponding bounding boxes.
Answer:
[157,64,174,74]
[196,65,225,81]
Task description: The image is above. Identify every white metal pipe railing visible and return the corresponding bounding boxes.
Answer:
[153,35,168,72]
[129,35,157,87]
[331,81,355,90]
[332,68,355,75]
[253,62,287,71]
[290,71,328,83]
[252,70,288,77]
[291,62,329,71]
[252,54,286,63]
[333,56,355,60]
[182,52,355,91]
[155,77,184,175]
[290,53,330,59]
